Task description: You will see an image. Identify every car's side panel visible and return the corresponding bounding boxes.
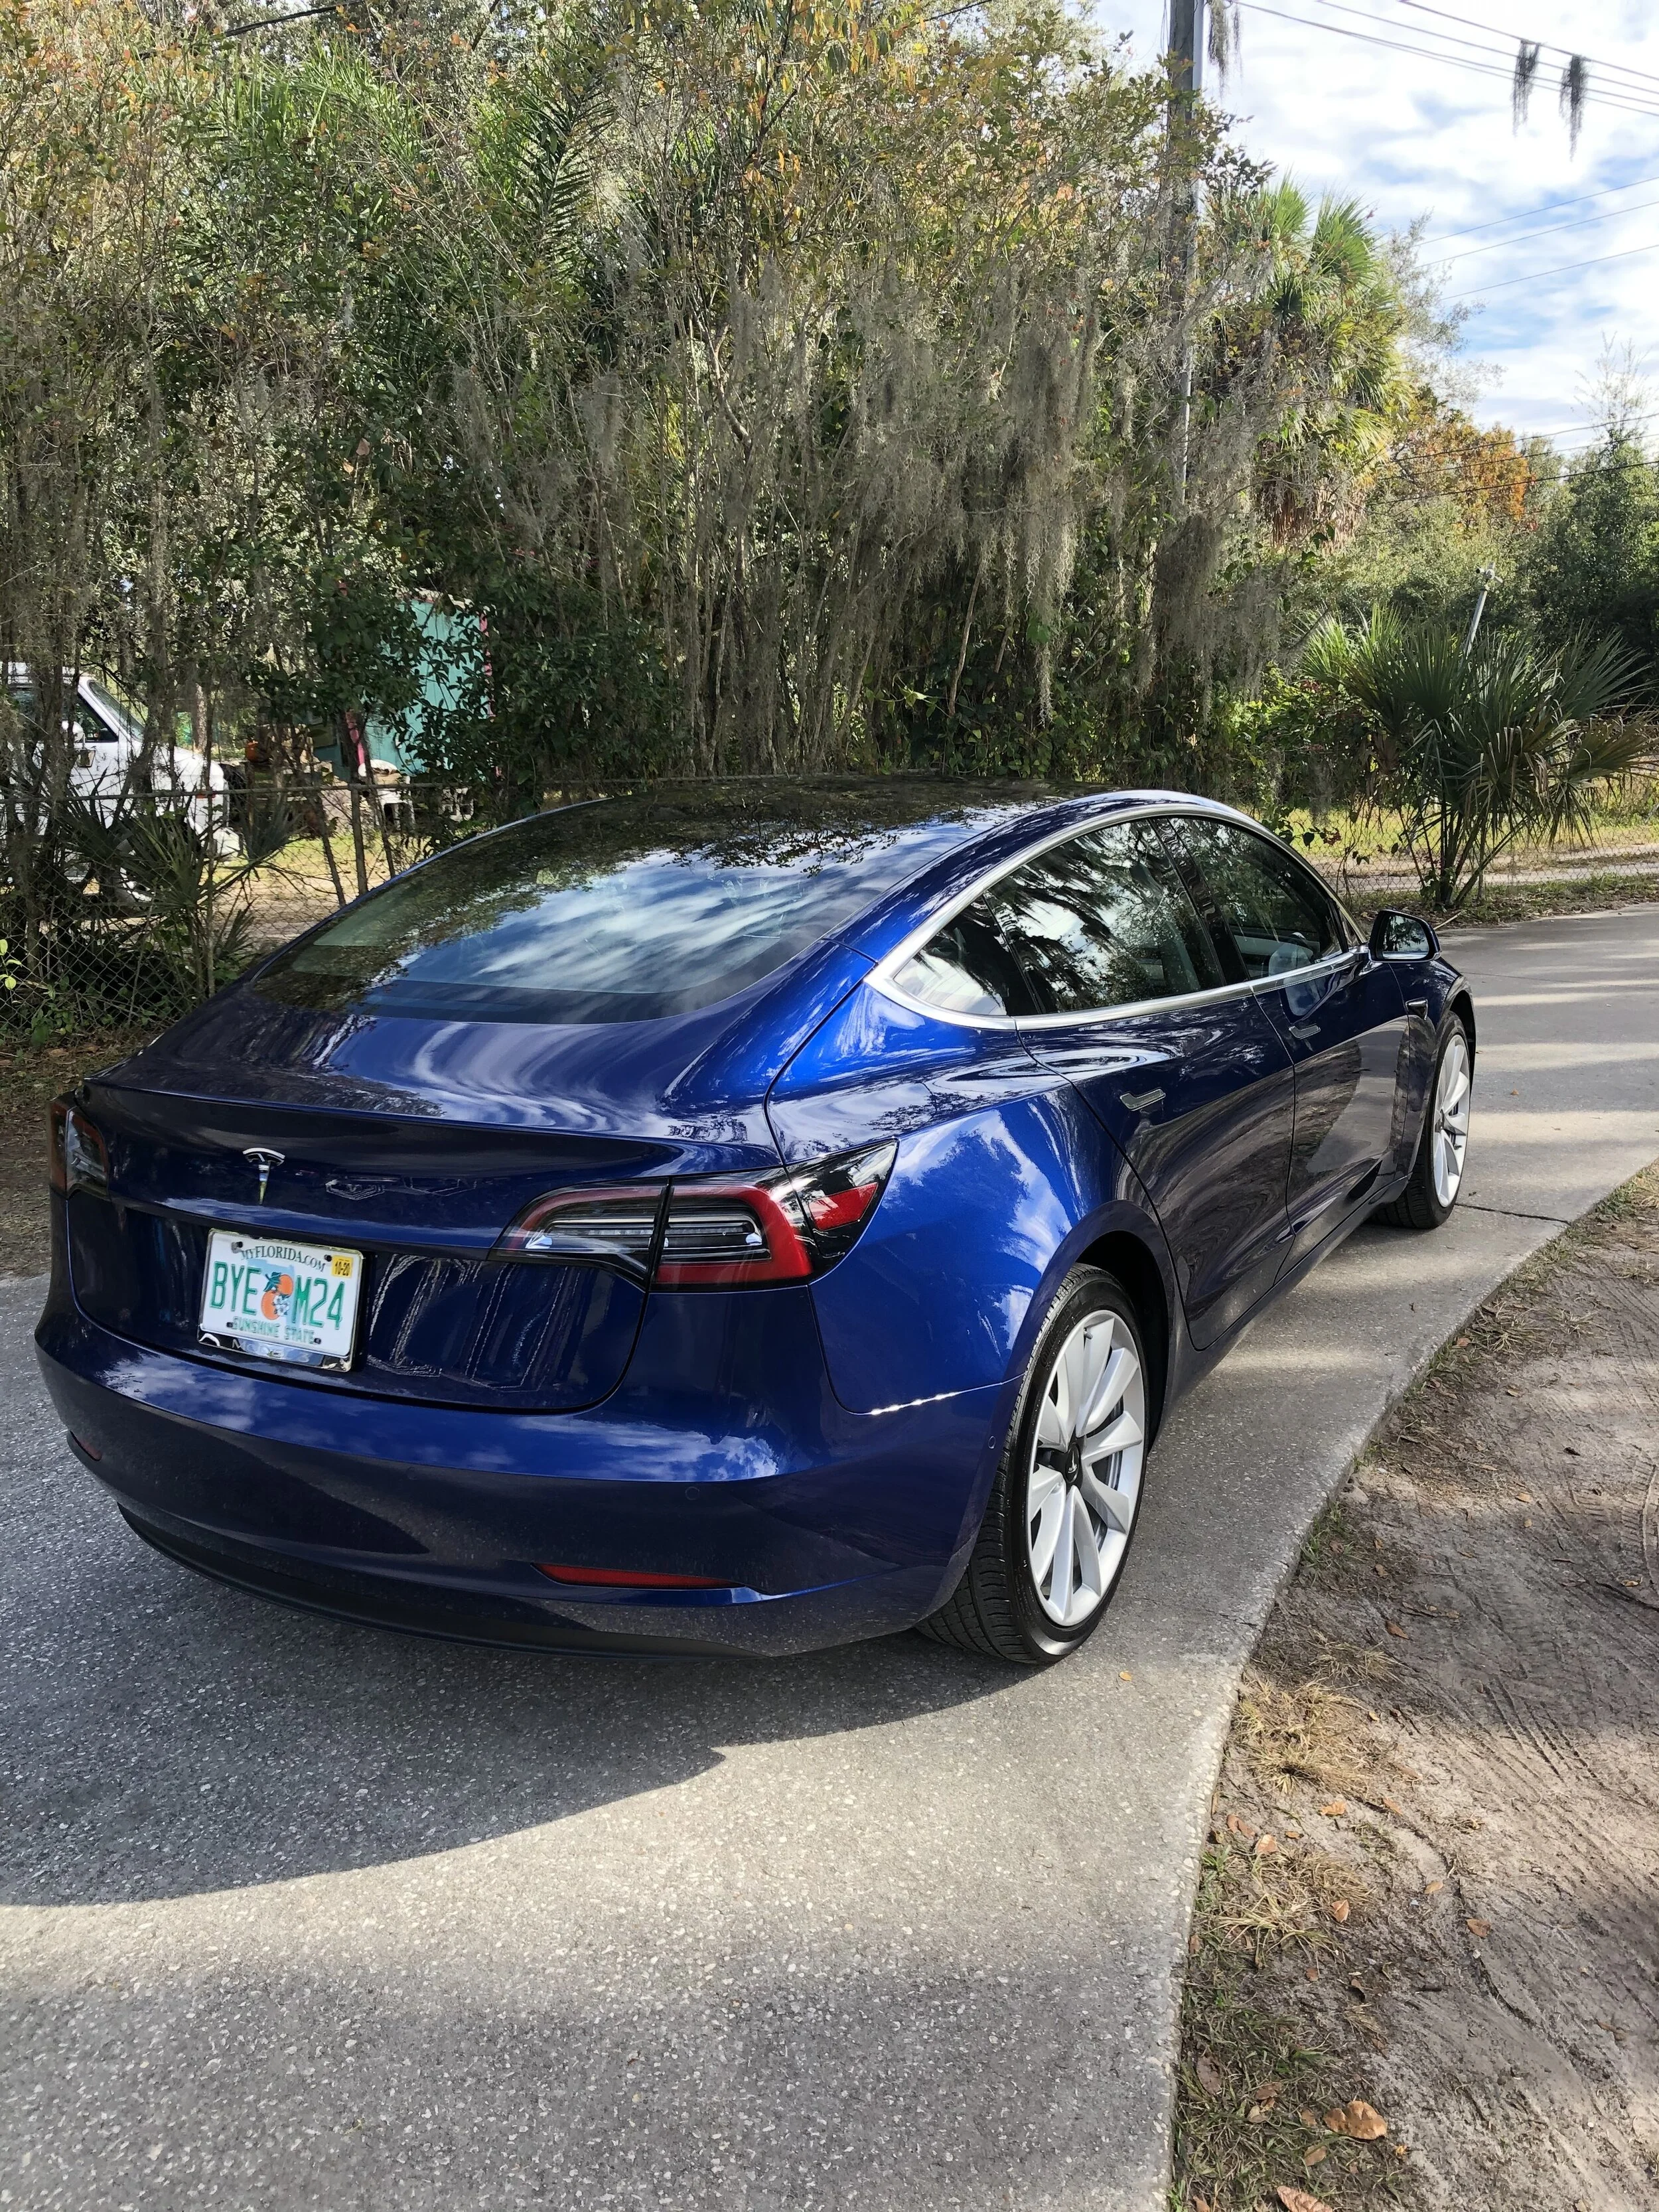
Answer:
[1256,954,1411,1270]
[768,983,1177,1416]
[1020,992,1297,1350]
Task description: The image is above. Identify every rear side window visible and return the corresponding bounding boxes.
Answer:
[1172,817,1346,979]
[893,819,1226,1018]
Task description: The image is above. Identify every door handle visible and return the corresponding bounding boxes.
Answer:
[1120,1087,1165,1114]
[1406,995,1428,1015]
[1287,1020,1319,1041]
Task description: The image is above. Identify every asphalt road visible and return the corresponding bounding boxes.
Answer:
[4,906,1658,2212]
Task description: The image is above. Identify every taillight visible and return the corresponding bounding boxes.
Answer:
[496,1142,897,1290]
[48,1096,109,1198]
[497,1186,666,1278]
[654,1181,813,1287]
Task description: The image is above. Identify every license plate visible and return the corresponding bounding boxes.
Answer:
[199,1230,363,1369]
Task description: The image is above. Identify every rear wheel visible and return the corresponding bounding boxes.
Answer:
[919,1268,1149,1664]
[1377,1017,1471,1231]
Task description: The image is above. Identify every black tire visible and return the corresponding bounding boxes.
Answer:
[1375,1015,1472,1232]
[918,1266,1149,1665]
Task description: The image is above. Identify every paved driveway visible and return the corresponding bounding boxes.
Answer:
[4,907,1658,2212]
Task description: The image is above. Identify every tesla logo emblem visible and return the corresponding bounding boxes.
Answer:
[243,1147,285,1203]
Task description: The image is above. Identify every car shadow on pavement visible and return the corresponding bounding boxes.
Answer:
[5,1480,1023,1910]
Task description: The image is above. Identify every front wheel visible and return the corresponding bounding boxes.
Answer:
[1377,1017,1472,1231]
[918,1268,1149,1664]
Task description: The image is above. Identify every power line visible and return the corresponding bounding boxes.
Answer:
[1298,0,1659,112]
[1453,239,1659,301]
[1424,174,1659,245]
[1391,0,1659,96]
[222,4,347,33]
[1234,5,1659,120]
[1439,192,1659,262]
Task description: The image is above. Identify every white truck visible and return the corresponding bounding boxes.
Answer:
[3,666,232,835]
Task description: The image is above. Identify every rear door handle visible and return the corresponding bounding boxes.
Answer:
[1121,1087,1165,1114]
[1287,1020,1319,1041]
[1406,995,1428,1015]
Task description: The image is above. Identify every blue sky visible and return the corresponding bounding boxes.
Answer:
[1100,3,1659,443]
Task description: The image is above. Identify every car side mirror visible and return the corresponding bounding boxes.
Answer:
[1370,908,1437,960]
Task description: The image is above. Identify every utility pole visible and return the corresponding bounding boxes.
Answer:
[1170,0,1204,98]
[1169,3,1205,496]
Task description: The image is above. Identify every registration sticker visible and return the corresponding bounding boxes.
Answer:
[199,1230,363,1369]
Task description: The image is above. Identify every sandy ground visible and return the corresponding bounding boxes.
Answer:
[1175,1168,1659,2212]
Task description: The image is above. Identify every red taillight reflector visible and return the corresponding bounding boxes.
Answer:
[536,1564,729,1589]
[68,1432,103,1461]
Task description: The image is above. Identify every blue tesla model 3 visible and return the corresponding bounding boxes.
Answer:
[36,782,1475,1664]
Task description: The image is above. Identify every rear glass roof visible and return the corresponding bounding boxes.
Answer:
[255,779,1051,1026]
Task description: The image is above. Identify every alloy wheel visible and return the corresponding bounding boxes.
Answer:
[1026,1311,1146,1628]
[1431,1027,1471,1209]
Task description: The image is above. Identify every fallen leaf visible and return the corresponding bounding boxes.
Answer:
[1251,2081,1282,2106]
[1323,2106,1347,2132]
[1299,2107,1320,2128]
[1189,1931,1201,1954]
[1329,1899,1351,1923]
[1119,1670,1133,1681]
[1381,1795,1404,1815]
[1455,1335,1470,1346]
[1466,1917,1491,1940]
[1319,1799,1347,1818]
[1279,2185,1334,2211]
[1423,1879,1443,1895]
[1344,2099,1388,2140]
[1305,1966,1320,1981]
[1194,2054,1223,2099]
[1303,2146,1330,2172]
[1384,1621,1408,1639]
[1255,1833,1279,1856]
[1247,2102,1269,2124]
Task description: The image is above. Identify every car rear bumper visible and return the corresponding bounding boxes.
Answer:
[35,1264,1007,1658]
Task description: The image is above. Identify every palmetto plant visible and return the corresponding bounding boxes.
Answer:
[1304,611,1652,910]
[65,783,295,1005]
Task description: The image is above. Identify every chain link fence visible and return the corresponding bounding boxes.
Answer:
[6,771,1659,1047]
[1291,778,1659,911]
[1,773,499,1043]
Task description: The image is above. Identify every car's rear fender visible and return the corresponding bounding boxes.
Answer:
[766,980,1182,1428]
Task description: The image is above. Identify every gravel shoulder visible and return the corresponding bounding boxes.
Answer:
[1175,1167,1659,2212]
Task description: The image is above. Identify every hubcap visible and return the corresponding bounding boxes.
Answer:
[1431,1030,1471,1209]
[1026,1311,1146,1629]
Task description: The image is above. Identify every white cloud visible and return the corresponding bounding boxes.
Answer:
[1098,2,1659,438]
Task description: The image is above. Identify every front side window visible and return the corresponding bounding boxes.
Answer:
[1172,818,1346,980]
[893,818,1226,1018]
